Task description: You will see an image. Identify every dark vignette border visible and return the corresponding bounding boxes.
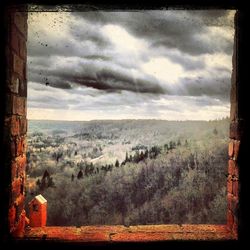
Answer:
[1,0,249,249]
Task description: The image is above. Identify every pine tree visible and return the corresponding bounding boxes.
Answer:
[125,152,129,162]
[115,159,120,168]
[134,150,140,163]
[77,170,83,179]
[48,176,55,187]
[36,179,41,188]
[213,128,218,135]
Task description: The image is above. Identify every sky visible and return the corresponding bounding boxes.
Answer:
[27,10,235,121]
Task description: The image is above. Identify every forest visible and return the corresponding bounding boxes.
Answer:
[25,118,229,226]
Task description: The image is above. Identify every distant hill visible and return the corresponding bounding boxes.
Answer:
[28,118,230,145]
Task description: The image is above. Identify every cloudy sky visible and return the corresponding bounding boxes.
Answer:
[27,10,235,121]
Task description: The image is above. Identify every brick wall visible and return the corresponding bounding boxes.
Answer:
[3,7,28,237]
[227,11,246,239]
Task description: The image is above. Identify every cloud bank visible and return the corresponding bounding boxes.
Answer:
[27,10,235,121]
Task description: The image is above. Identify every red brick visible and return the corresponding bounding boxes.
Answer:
[13,12,27,38]
[13,195,25,229]
[227,193,232,209]
[9,206,16,229]
[228,141,234,158]
[232,217,238,237]
[20,117,27,135]
[11,155,26,181]
[15,194,25,208]
[25,217,30,226]
[227,210,234,229]
[227,177,233,194]
[20,176,25,195]
[5,116,20,136]
[234,140,240,161]
[9,74,20,94]
[19,35,27,60]
[12,210,26,237]
[19,78,27,97]
[13,96,26,116]
[234,164,239,178]
[13,53,24,77]
[11,25,19,54]
[16,136,26,156]
[11,116,20,136]
[11,178,21,201]
[10,139,16,159]
[5,94,26,116]
[227,194,238,214]
[16,155,27,174]
[9,137,26,158]
[232,180,239,197]
[7,138,18,159]
[11,161,18,181]
[228,160,239,177]
[16,138,23,156]
[228,160,235,176]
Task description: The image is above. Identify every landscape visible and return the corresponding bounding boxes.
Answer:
[26,10,234,226]
[25,118,229,226]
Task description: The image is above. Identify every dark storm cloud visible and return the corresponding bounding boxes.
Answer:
[28,58,166,94]
[178,75,231,101]
[73,10,234,56]
[28,40,78,57]
[27,17,111,58]
[187,10,233,27]
[73,73,165,94]
[27,33,105,58]
[28,68,72,89]
[27,81,163,112]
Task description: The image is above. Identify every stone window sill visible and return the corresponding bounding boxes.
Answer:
[22,224,236,242]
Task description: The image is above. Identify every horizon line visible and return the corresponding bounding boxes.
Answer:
[28,117,230,123]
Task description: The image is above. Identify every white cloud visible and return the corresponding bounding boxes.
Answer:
[102,24,147,54]
[203,53,233,72]
[28,12,72,45]
[141,57,184,84]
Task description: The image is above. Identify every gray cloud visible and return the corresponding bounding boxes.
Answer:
[166,52,206,71]
[178,75,231,101]
[28,57,166,94]
[69,19,111,48]
[27,10,234,120]
[73,10,234,56]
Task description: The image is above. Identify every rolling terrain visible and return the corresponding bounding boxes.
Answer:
[26,118,229,226]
